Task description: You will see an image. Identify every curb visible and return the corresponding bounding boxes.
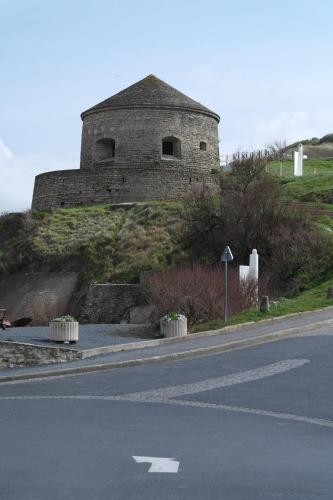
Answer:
[80,305,333,359]
[0,317,332,383]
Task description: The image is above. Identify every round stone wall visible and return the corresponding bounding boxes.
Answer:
[31,75,221,210]
[80,107,220,173]
[32,165,220,210]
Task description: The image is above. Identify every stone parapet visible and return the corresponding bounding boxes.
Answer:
[32,165,219,210]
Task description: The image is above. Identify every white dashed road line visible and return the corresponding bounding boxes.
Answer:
[1,358,330,429]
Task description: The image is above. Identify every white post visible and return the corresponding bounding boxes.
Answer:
[294,151,299,176]
[298,143,303,176]
[249,249,259,281]
[249,249,259,302]
[294,144,303,176]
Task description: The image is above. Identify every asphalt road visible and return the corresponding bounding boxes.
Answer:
[0,332,333,499]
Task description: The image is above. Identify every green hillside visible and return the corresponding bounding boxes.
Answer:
[0,202,184,290]
[267,157,333,202]
[2,156,333,327]
[287,133,333,158]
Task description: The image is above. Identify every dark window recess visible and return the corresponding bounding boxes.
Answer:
[200,141,207,151]
[107,188,111,192]
[189,177,192,184]
[162,141,174,156]
[95,138,115,161]
[122,176,126,183]
[162,136,181,158]
[60,202,65,207]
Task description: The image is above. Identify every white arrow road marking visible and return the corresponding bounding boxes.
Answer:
[132,456,180,473]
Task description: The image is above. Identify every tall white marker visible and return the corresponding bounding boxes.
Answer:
[294,144,303,176]
[298,143,303,176]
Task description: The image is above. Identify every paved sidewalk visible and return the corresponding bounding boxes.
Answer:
[1,323,152,349]
[1,307,333,382]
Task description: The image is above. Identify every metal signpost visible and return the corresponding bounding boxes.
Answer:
[221,246,234,323]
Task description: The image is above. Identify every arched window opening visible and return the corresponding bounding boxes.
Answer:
[200,141,207,151]
[162,136,181,159]
[95,138,115,161]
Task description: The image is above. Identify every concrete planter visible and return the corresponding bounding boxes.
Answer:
[160,317,187,338]
[49,321,79,343]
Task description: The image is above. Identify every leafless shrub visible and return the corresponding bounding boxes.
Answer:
[266,139,288,161]
[145,264,265,327]
[182,153,332,294]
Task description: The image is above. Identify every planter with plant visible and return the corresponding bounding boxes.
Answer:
[160,312,187,338]
[48,315,79,343]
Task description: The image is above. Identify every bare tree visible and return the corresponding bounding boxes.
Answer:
[266,139,288,176]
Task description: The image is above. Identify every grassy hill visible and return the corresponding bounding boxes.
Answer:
[0,202,185,293]
[267,157,333,202]
[287,133,333,158]
[2,156,333,327]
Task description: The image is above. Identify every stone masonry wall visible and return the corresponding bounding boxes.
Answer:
[32,165,219,210]
[32,104,220,210]
[0,341,81,369]
[81,284,145,324]
[80,107,220,172]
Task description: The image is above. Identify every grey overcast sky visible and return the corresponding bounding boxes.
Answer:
[1,0,332,211]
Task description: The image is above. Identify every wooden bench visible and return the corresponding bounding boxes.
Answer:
[0,309,6,330]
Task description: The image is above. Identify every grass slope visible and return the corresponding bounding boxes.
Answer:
[0,202,184,289]
[2,157,333,327]
[193,277,333,332]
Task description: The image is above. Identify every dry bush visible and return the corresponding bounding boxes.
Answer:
[182,155,333,294]
[145,264,262,327]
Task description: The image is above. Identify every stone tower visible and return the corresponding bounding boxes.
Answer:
[32,75,220,210]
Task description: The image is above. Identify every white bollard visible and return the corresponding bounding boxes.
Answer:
[249,249,259,281]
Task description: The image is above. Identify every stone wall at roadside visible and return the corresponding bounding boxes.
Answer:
[81,284,145,324]
[0,341,81,369]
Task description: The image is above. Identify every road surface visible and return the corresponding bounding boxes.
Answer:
[0,330,332,499]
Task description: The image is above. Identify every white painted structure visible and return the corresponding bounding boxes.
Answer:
[239,249,259,283]
[239,249,259,302]
[294,143,304,176]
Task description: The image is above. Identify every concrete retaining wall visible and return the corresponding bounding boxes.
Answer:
[0,272,78,325]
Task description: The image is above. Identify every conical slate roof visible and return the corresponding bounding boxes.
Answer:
[81,74,220,121]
